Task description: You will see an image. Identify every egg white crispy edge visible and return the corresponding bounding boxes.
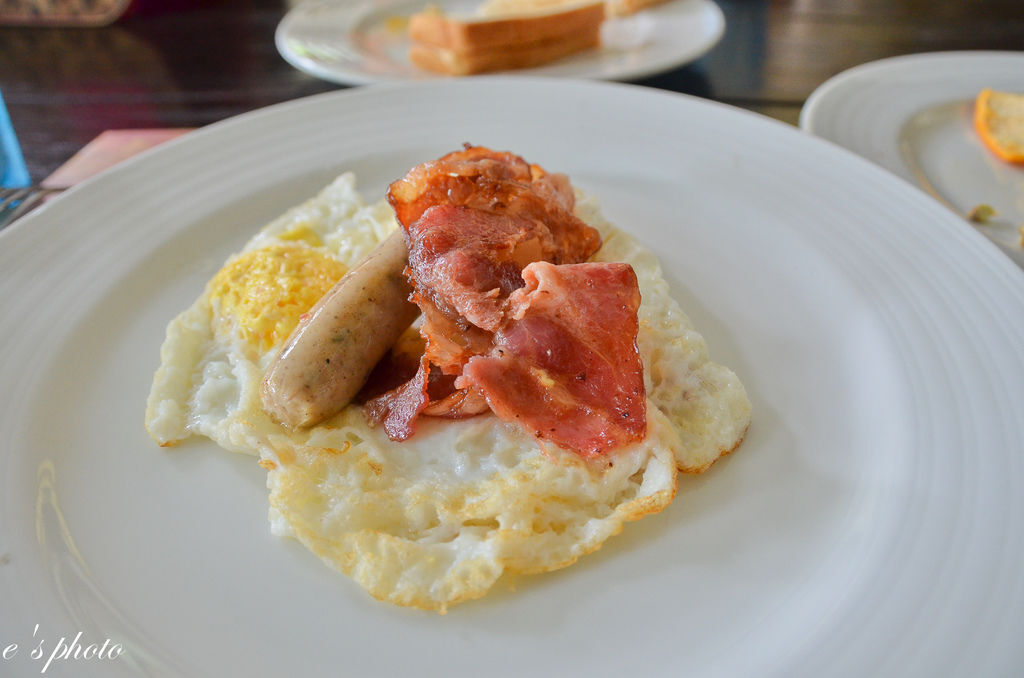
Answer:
[141,174,752,611]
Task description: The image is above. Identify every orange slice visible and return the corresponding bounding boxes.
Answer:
[974,88,1024,164]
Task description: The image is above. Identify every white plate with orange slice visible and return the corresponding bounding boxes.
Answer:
[801,51,1024,269]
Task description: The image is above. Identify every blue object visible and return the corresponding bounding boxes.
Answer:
[0,88,31,188]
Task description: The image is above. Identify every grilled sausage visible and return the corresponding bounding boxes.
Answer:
[261,229,419,427]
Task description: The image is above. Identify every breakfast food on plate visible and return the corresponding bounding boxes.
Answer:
[974,88,1024,164]
[145,146,751,612]
[407,1,605,75]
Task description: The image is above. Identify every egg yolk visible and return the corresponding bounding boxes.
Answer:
[277,222,324,247]
[209,244,347,354]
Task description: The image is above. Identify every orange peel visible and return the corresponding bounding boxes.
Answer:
[974,88,1024,164]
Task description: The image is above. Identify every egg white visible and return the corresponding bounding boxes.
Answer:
[144,173,751,612]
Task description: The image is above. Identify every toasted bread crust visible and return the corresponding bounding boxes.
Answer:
[409,2,604,51]
[408,1,604,74]
[409,28,601,75]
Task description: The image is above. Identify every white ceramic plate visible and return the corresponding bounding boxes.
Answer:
[275,0,724,84]
[2,79,1024,677]
[800,51,1024,268]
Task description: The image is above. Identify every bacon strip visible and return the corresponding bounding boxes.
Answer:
[457,262,646,457]
[387,145,601,265]
[387,146,534,227]
[368,146,602,434]
[363,357,431,441]
[407,204,557,334]
[363,356,490,441]
[365,146,644,454]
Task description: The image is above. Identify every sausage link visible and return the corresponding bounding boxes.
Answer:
[261,229,419,427]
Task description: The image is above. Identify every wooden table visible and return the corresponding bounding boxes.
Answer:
[1,0,1022,183]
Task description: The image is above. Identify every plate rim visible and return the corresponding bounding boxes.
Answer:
[800,50,1024,137]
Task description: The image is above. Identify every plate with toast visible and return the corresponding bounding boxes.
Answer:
[275,0,725,84]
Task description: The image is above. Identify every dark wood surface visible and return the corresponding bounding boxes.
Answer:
[1,0,1022,182]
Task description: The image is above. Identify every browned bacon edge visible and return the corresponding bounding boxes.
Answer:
[365,146,645,456]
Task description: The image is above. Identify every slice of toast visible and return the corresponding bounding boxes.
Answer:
[409,2,604,51]
[409,27,601,75]
[407,1,604,75]
[480,0,668,18]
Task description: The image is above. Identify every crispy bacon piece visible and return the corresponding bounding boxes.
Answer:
[355,330,424,403]
[415,302,494,376]
[394,146,602,376]
[363,357,432,441]
[366,146,645,455]
[380,146,598,383]
[407,204,557,333]
[421,382,489,418]
[363,357,490,441]
[387,145,601,264]
[457,262,646,457]
[387,146,534,227]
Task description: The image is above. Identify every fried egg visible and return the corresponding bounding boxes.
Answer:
[144,172,751,612]
[145,174,394,452]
